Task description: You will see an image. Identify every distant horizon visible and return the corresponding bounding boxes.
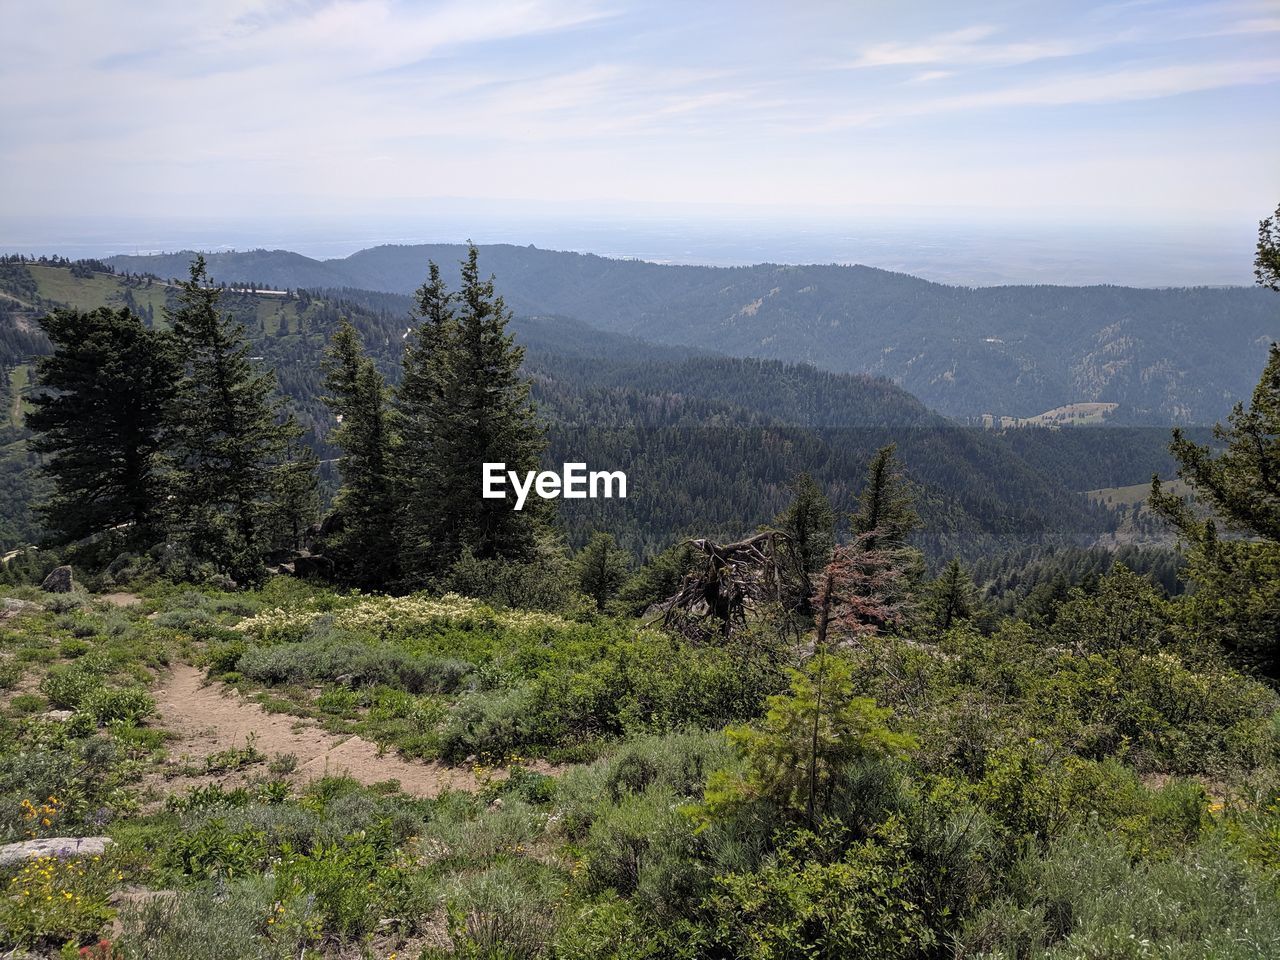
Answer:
[0,209,1263,288]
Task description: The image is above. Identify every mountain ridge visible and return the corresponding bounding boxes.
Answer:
[103,244,1279,424]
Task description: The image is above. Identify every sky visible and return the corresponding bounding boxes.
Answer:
[2,0,1279,272]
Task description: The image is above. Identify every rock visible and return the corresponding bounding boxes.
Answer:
[40,565,77,593]
[0,836,113,866]
[42,710,76,721]
[1,597,41,620]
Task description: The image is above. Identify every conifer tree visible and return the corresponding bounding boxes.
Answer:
[773,472,835,609]
[1151,207,1280,671]
[263,430,320,553]
[321,319,399,587]
[396,247,546,579]
[850,444,919,550]
[927,558,977,631]
[396,262,458,579]
[28,306,177,546]
[574,532,631,610]
[165,256,296,582]
[1151,344,1280,670]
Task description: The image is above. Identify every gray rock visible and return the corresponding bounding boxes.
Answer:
[0,836,113,866]
[1,597,41,619]
[40,565,77,593]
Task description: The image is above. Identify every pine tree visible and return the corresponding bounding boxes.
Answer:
[396,247,546,579]
[574,532,631,610]
[850,444,919,550]
[1256,202,1280,291]
[321,320,399,587]
[396,261,458,579]
[773,472,835,610]
[1150,208,1280,671]
[927,558,976,631]
[1151,343,1280,670]
[165,256,295,582]
[27,306,177,546]
[263,430,320,553]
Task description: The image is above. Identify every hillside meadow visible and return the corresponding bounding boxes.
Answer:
[2,572,1279,959]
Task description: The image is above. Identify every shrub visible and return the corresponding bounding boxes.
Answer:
[40,662,107,710]
[0,659,21,690]
[118,876,281,960]
[582,785,702,914]
[81,687,155,725]
[958,830,1280,958]
[702,819,935,960]
[0,854,117,948]
[442,862,561,959]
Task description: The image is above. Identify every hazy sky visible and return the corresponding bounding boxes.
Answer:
[3,0,1279,229]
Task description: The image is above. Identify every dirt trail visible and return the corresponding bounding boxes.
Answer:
[100,592,142,608]
[154,664,488,797]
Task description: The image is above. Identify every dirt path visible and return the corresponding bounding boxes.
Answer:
[154,664,492,797]
[100,592,142,608]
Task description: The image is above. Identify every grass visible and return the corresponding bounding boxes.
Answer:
[26,265,172,323]
[1086,477,1193,508]
[982,401,1120,429]
[8,364,29,428]
[1,572,1278,958]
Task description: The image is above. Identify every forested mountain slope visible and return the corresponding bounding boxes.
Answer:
[0,258,1185,557]
[105,244,1278,424]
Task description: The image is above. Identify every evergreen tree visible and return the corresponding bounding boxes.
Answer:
[927,558,976,631]
[27,306,177,546]
[573,532,631,610]
[165,256,295,582]
[1151,343,1280,670]
[773,472,835,610]
[396,261,458,579]
[850,444,919,550]
[321,319,399,587]
[263,430,320,553]
[396,247,546,579]
[1149,208,1280,671]
[1256,202,1280,291]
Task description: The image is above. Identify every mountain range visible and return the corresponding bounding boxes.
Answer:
[104,243,1279,425]
[0,257,1195,558]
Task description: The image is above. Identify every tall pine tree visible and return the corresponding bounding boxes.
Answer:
[322,319,399,587]
[165,256,297,582]
[850,444,919,550]
[396,262,459,579]
[1151,205,1280,671]
[28,306,177,547]
[396,247,546,580]
[773,472,835,611]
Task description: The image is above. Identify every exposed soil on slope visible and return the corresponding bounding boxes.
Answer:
[153,664,514,797]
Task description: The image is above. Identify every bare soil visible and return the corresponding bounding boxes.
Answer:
[152,664,524,797]
[100,592,143,607]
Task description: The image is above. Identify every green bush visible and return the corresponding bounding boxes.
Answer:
[441,861,562,960]
[81,686,155,725]
[702,819,935,960]
[39,660,107,709]
[958,830,1280,958]
[236,640,471,694]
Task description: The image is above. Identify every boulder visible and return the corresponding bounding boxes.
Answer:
[0,836,113,867]
[40,565,77,593]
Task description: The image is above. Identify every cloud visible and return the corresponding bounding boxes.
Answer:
[815,57,1280,130]
[847,24,1109,70]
